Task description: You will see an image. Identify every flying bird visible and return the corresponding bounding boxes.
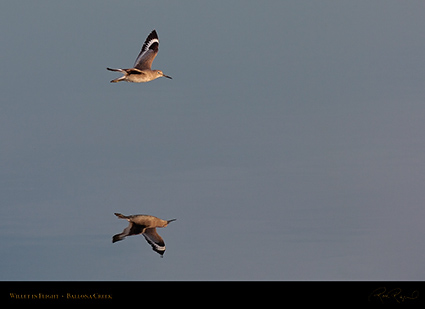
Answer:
[112,213,176,257]
[107,29,172,83]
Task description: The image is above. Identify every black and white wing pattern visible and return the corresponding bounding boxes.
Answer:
[133,30,160,70]
[143,228,166,256]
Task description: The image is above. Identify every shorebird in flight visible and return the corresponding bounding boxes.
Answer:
[107,29,172,83]
[112,213,176,257]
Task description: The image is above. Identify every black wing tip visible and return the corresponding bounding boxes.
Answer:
[150,29,158,37]
[139,30,160,54]
[146,29,158,42]
[152,246,166,256]
[143,234,166,256]
[112,234,122,243]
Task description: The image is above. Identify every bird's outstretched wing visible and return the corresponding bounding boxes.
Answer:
[133,30,160,70]
[143,228,166,256]
[112,222,146,243]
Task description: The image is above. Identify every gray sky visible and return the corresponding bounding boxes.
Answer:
[1,1,425,280]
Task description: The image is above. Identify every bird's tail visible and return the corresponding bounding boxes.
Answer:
[107,67,125,72]
[107,68,126,83]
[114,213,128,219]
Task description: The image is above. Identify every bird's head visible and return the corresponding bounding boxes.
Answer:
[156,70,172,79]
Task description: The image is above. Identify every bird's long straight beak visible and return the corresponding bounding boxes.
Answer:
[163,74,172,79]
[167,219,176,224]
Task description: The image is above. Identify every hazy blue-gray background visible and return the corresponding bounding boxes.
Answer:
[1,1,425,280]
